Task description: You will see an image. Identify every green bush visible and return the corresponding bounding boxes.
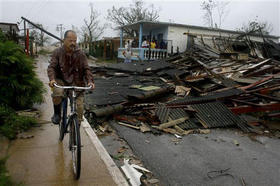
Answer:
[0,29,7,42]
[0,39,45,109]
[0,105,37,139]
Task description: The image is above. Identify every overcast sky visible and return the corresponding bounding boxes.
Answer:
[0,0,279,43]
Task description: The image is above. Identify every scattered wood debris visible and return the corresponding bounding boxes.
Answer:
[85,38,280,136]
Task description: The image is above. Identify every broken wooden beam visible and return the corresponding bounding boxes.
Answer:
[158,117,189,130]
[242,59,272,76]
[230,99,260,107]
[253,93,280,102]
[230,103,280,114]
[243,65,274,77]
[118,122,140,130]
[92,104,124,117]
[240,75,274,90]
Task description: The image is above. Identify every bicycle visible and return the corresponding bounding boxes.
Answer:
[54,83,92,180]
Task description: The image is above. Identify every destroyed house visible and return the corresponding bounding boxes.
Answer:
[118,21,279,61]
[0,22,20,41]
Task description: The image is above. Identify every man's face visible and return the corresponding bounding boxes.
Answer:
[64,32,77,52]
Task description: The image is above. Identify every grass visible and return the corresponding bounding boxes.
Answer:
[0,105,37,140]
[0,157,24,186]
[0,157,13,186]
[37,49,52,55]
[110,153,129,161]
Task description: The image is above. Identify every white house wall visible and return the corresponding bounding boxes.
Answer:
[167,26,188,53]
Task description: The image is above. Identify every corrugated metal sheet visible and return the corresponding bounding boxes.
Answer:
[155,106,198,129]
[177,118,199,130]
[191,101,251,131]
[155,105,170,124]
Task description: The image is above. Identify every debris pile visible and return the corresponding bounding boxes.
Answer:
[85,39,280,135]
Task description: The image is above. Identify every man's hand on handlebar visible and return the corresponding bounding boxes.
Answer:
[49,80,94,90]
[88,82,95,90]
[49,80,57,88]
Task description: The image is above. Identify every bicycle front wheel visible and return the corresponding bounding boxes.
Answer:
[59,120,64,141]
[70,116,81,179]
[59,99,67,141]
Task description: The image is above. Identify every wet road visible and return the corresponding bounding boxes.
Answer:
[110,121,280,186]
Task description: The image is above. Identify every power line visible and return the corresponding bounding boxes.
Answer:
[56,24,65,40]
[25,1,41,18]
[18,1,46,26]
[30,0,50,21]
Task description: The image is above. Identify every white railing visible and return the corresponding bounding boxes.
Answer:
[118,48,167,61]
[143,48,167,60]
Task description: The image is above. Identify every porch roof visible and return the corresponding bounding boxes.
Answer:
[119,21,167,31]
[119,20,279,39]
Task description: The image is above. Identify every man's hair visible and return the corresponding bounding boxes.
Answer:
[64,30,76,39]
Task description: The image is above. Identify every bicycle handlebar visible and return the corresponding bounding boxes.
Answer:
[54,83,92,90]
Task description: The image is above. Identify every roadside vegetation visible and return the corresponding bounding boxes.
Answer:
[0,157,13,185]
[37,48,52,55]
[0,30,45,139]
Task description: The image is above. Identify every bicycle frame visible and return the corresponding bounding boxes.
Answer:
[56,84,92,138]
[54,83,92,179]
[62,90,78,135]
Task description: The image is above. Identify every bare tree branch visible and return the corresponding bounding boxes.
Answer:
[237,16,273,35]
[107,0,160,36]
[82,3,107,43]
[201,0,229,29]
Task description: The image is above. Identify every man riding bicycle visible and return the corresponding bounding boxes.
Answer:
[47,30,95,124]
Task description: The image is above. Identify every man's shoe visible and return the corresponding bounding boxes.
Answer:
[51,104,61,124]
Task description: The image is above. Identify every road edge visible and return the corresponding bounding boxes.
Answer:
[82,117,129,186]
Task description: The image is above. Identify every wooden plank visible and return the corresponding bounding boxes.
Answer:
[159,117,189,130]
[243,65,274,77]
[118,122,140,130]
[242,59,272,76]
[253,93,280,102]
[230,103,280,114]
[240,75,274,90]
[230,99,260,106]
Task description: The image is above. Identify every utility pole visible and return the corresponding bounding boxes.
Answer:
[21,17,62,42]
[24,20,27,53]
[56,24,64,46]
[56,24,63,40]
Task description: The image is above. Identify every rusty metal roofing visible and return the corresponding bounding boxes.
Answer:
[168,88,244,106]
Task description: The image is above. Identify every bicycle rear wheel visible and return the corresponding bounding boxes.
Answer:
[70,116,81,179]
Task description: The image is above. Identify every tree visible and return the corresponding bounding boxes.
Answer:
[107,0,160,36]
[201,0,229,29]
[81,3,107,54]
[29,23,50,46]
[237,16,273,35]
[0,31,45,109]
